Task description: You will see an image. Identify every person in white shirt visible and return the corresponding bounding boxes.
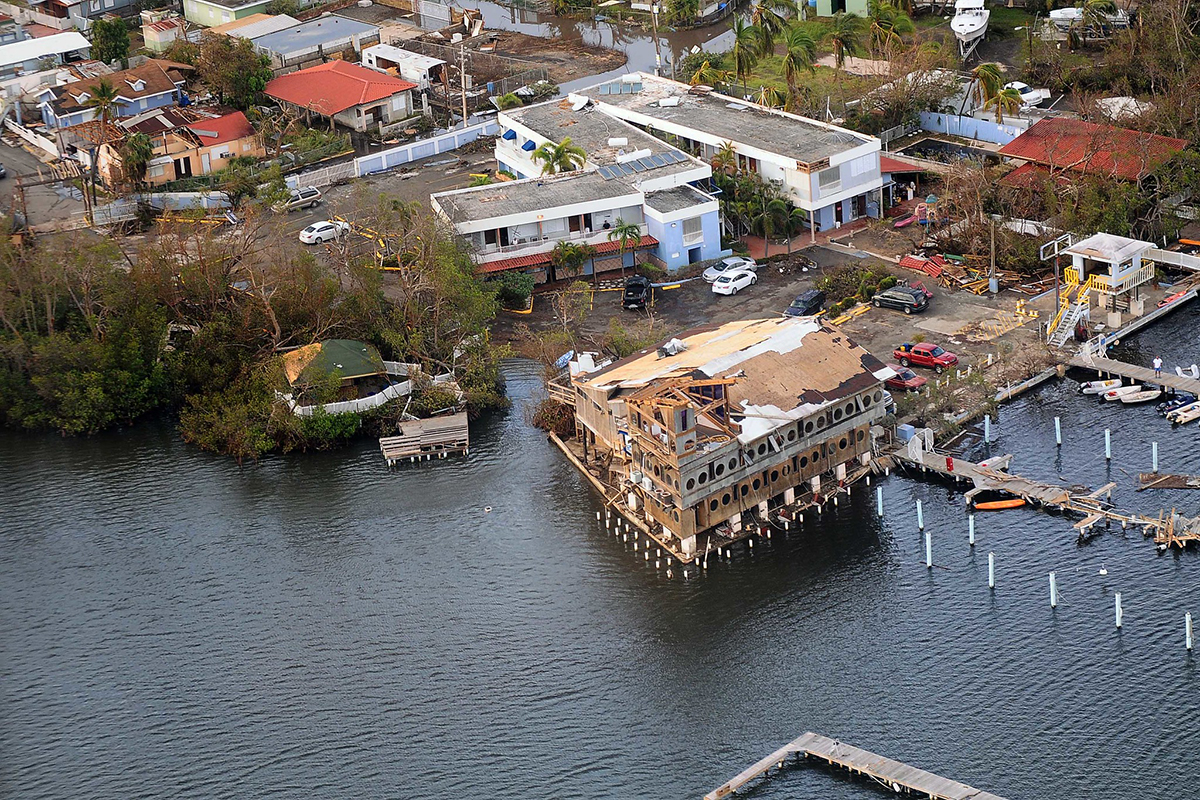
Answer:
[1153,356,1163,378]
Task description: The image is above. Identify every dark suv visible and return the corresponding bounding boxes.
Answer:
[784,289,825,317]
[622,275,652,310]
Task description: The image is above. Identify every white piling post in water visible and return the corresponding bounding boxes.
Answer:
[596,511,601,521]
[969,514,975,546]
[988,552,995,589]
[1115,592,1123,629]
[1152,442,1159,473]
[1049,571,1058,608]
[925,531,932,568]
[877,487,884,517]
[984,414,991,443]
[1188,613,1194,651]
[1054,416,1062,446]
[916,500,924,530]
[1105,429,1112,460]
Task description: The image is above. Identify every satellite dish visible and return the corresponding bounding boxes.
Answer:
[568,93,589,111]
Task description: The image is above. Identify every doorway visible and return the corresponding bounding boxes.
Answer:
[688,247,701,264]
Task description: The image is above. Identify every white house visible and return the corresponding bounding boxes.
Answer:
[360,43,444,91]
[561,72,883,234]
[0,30,88,79]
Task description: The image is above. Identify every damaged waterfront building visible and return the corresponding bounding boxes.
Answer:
[553,316,895,563]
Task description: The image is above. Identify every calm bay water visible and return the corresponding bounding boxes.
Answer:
[2,305,1199,800]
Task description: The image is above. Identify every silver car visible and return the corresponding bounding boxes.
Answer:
[702,256,757,283]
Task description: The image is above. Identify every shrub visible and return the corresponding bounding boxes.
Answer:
[531,398,575,436]
[493,271,535,309]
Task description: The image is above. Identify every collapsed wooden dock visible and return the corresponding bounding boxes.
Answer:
[705,731,1007,800]
[379,413,469,464]
[887,444,1200,547]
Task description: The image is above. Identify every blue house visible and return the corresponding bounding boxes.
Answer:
[38,59,191,129]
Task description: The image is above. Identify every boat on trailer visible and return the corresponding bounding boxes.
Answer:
[951,0,989,54]
[1080,378,1121,394]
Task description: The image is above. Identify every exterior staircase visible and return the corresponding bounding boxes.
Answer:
[1047,280,1092,348]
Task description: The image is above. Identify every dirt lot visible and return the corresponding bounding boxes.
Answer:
[495,244,1050,377]
[479,31,626,85]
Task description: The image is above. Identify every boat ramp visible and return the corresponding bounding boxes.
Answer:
[704,731,1006,800]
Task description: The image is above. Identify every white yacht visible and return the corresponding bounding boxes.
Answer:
[951,0,990,52]
[1048,6,1130,31]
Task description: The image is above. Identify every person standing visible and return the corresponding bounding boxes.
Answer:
[1153,356,1163,378]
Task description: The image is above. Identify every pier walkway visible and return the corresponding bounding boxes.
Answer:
[704,731,1006,800]
[1066,354,1200,396]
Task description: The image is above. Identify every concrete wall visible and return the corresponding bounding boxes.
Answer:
[356,119,499,176]
[918,111,1028,145]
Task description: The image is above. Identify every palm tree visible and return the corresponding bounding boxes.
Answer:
[750,0,797,56]
[495,93,524,110]
[531,136,586,176]
[711,140,738,175]
[961,61,1003,115]
[985,85,1023,123]
[754,196,789,256]
[84,78,120,140]
[120,132,154,190]
[608,219,643,275]
[755,85,785,108]
[730,17,760,91]
[1079,0,1117,32]
[781,24,817,110]
[826,12,866,71]
[689,59,728,87]
[867,0,914,55]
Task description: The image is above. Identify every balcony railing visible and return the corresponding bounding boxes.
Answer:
[477,223,647,261]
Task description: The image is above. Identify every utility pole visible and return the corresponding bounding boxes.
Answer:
[651,3,662,77]
[459,44,468,129]
[989,215,997,294]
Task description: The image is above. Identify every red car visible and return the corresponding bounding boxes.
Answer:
[894,342,959,373]
[886,367,928,392]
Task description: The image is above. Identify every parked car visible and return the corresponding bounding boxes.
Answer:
[885,367,928,392]
[702,255,757,283]
[0,163,6,179]
[711,268,757,295]
[275,186,322,212]
[894,342,959,373]
[873,286,929,314]
[882,389,896,414]
[783,289,826,317]
[622,275,652,310]
[1004,81,1051,109]
[298,220,349,244]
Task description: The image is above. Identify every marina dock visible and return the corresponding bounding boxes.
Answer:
[887,444,1200,547]
[705,731,1006,800]
[1066,354,1200,396]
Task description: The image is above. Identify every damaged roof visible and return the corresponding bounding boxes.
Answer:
[578,317,893,442]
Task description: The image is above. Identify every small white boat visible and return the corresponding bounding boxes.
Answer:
[1173,405,1200,424]
[1102,385,1144,401]
[1167,401,1200,423]
[951,0,989,49]
[1049,7,1130,31]
[1120,389,1162,405]
[1080,378,1121,395]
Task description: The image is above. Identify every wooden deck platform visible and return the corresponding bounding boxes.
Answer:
[890,446,1200,546]
[380,413,469,464]
[705,731,1007,800]
[1066,354,1200,397]
[1139,473,1200,491]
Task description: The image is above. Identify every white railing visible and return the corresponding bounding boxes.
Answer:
[477,223,647,260]
[290,380,414,417]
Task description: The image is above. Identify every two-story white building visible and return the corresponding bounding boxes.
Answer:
[582,72,883,234]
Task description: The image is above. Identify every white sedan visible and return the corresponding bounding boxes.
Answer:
[711,267,757,295]
[299,220,350,244]
[1004,81,1050,109]
[703,255,757,282]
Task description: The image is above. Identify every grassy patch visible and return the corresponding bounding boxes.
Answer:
[744,59,880,99]
[987,6,1035,38]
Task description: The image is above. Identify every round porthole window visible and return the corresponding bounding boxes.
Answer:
[752,478,761,490]
[686,478,695,490]
[770,469,779,482]
[715,463,725,477]
[710,499,719,511]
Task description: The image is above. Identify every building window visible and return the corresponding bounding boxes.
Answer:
[148,164,165,178]
[682,216,703,243]
[818,166,841,192]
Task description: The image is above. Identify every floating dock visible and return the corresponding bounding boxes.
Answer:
[887,445,1200,547]
[380,413,469,464]
[704,731,1007,800]
[1067,354,1200,397]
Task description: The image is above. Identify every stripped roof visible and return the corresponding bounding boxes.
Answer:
[264,60,414,116]
[577,316,891,443]
[207,13,299,38]
[997,117,1187,182]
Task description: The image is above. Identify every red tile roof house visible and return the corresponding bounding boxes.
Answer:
[263,60,417,133]
[997,117,1188,190]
